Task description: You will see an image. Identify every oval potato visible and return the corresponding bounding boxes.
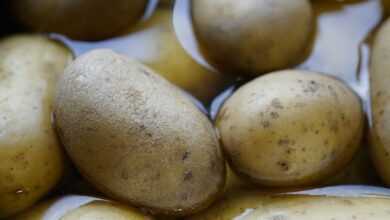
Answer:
[8,0,147,40]
[192,0,313,76]
[54,49,225,216]
[216,70,364,187]
[0,35,71,218]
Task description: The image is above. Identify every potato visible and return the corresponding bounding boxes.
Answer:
[189,186,390,220]
[370,17,390,185]
[216,70,364,187]
[192,0,313,76]
[0,35,71,218]
[8,0,147,40]
[54,49,225,216]
[14,195,152,220]
[128,8,230,104]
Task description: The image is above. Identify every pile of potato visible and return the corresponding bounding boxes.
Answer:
[1,0,390,219]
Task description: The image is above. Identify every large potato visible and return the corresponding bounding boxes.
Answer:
[192,0,313,76]
[0,35,71,218]
[189,186,390,220]
[370,17,390,185]
[54,49,225,216]
[216,70,364,187]
[128,8,230,104]
[8,0,147,40]
[14,196,153,220]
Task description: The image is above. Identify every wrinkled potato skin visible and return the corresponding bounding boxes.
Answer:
[192,0,313,76]
[14,197,153,220]
[8,0,147,40]
[216,70,363,187]
[54,50,225,216]
[189,187,390,220]
[130,9,230,104]
[370,18,390,185]
[0,35,71,218]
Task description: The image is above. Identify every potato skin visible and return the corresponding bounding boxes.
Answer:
[192,0,313,76]
[0,35,71,218]
[8,0,147,40]
[14,196,153,220]
[370,18,390,185]
[216,70,363,187]
[54,49,225,216]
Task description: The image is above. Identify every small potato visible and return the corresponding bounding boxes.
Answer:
[0,35,71,218]
[128,8,230,104]
[14,196,153,220]
[54,49,225,216]
[216,70,364,187]
[192,0,313,76]
[189,186,390,220]
[8,0,147,40]
[370,17,390,185]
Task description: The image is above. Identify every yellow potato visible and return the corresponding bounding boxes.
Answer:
[189,186,390,220]
[128,8,230,103]
[192,0,313,76]
[8,0,147,40]
[216,70,364,187]
[370,17,390,185]
[14,196,152,220]
[0,35,71,218]
[54,49,225,216]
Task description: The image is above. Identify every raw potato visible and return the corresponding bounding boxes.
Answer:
[216,70,363,187]
[189,186,390,220]
[8,0,147,40]
[128,8,230,103]
[0,35,71,218]
[14,196,153,220]
[370,18,390,185]
[54,49,225,215]
[192,0,313,76]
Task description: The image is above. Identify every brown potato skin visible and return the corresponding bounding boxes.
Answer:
[54,49,225,216]
[192,0,313,76]
[8,0,147,40]
[370,18,390,185]
[216,70,363,187]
